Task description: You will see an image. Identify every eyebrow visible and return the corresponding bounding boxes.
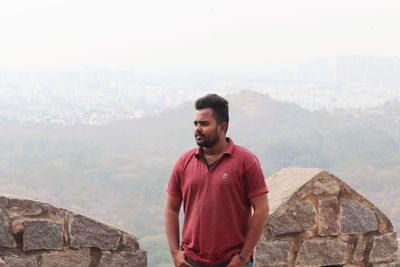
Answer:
[194,120,209,124]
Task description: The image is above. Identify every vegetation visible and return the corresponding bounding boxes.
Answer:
[0,91,399,266]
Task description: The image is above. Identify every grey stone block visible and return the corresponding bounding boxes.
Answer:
[6,199,44,219]
[353,237,367,262]
[0,210,16,248]
[295,238,347,266]
[318,197,339,236]
[99,250,147,267]
[369,233,398,263]
[255,240,292,266]
[372,263,400,267]
[23,220,64,251]
[312,174,340,196]
[4,256,38,267]
[41,249,92,267]
[340,199,378,234]
[269,201,316,236]
[397,238,400,262]
[70,214,121,250]
[121,233,140,251]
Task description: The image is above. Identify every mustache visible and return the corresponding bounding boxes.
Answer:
[195,132,204,137]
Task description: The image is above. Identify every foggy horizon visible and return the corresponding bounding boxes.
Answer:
[1,1,400,264]
[1,0,400,71]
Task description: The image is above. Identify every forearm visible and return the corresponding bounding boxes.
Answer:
[165,209,181,256]
[240,207,268,261]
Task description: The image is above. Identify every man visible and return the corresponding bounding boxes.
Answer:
[165,94,269,267]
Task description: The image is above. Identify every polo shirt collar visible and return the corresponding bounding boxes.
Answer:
[195,137,234,158]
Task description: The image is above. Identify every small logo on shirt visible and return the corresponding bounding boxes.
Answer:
[223,173,228,179]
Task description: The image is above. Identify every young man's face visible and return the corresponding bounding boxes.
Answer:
[193,108,224,148]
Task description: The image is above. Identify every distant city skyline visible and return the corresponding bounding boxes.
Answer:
[0,0,400,71]
[1,55,400,125]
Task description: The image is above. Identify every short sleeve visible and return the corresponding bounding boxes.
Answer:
[244,157,269,199]
[166,159,183,199]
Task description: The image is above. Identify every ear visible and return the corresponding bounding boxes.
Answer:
[218,122,228,135]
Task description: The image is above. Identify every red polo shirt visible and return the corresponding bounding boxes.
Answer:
[167,138,268,265]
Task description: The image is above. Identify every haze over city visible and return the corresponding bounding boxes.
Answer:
[0,0,399,71]
[1,1,400,266]
[1,0,400,126]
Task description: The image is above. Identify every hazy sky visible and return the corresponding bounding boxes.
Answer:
[1,0,400,71]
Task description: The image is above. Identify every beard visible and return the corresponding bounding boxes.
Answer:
[195,129,220,148]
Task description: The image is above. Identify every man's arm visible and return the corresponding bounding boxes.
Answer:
[164,194,192,267]
[228,193,269,267]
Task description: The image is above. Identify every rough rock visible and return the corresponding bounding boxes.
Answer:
[0,210,17,248]
[23,220,64,251]
[318,197,339,236]
[371,263,400,267]
[353,237,367,262]
[99,250,147,267]
[269,201,316,236]
[70,214,121,250]
[6,199,44,219]
[44,206,67,223]
[121,233,140,251]
[11,217,25,234]
[397,238,400,256]
[312,173,340,196]
[266,167,324,213]
[0,197,9,208]
[41,249,91,267]
[340,199,378,234]
[255,240,292,266]
[3,256,38,267]
[0,196,146,266]
[369,233,398,263]
[398,238,400,261]
[295,238,347,266]
[257,168,397,267]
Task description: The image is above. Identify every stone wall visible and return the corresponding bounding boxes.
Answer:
[0,196,146,267]
[256,168,399,267]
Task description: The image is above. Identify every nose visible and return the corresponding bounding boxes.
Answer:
[195,124,202,133]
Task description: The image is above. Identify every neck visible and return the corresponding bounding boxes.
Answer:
[203,137,228,156]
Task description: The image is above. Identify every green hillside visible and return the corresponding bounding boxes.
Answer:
[0,91,399,266]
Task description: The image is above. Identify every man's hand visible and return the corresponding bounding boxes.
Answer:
[172,250,192,267]
[165,195,191,266]
[227,254,246,267]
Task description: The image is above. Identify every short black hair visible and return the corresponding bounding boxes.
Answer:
[195,94,229,124]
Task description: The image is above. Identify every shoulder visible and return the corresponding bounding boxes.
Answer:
[170,148,197,178]
[232,144,258,160]
[180,147,197,160]
[174,148,197,166]
[231,143,262,171]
